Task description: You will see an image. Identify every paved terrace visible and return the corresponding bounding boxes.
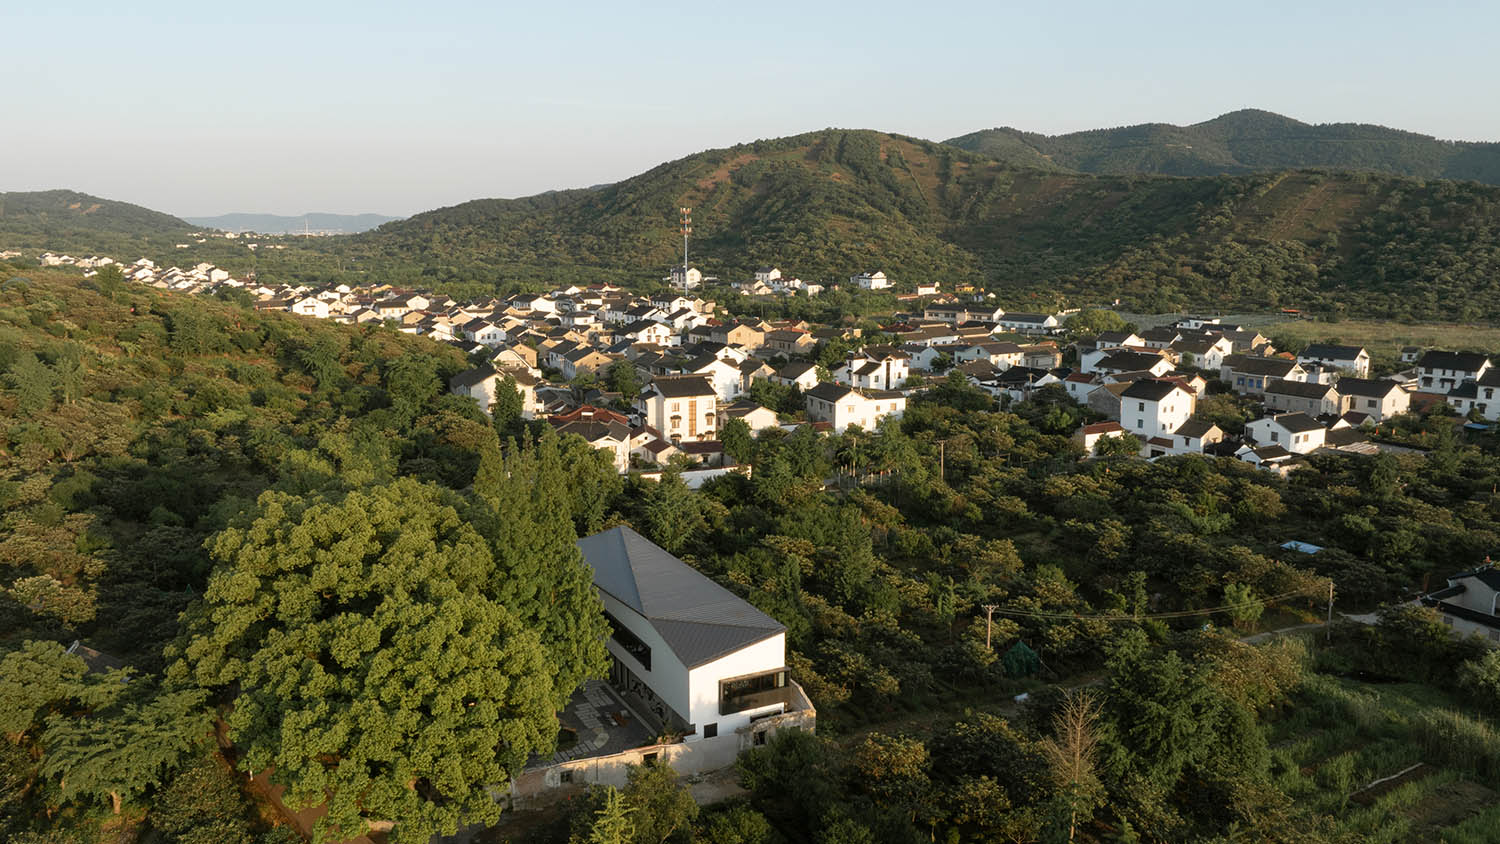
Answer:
[526,680,653,769]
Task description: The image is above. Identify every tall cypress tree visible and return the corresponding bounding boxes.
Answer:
[473,428,609,711]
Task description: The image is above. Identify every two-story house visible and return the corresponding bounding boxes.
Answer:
[1447,369,1500,421]
[638,375,718,443]
[1298,344,1371,378]
[1221,355,1307,396]
[804,383,906,433]
[835,348,910,391]
[1417,350,1491,394]
[1246,412,1326,454]
[1263,379,1346,417]
[1119,379,1196,450]
[1335,378,1411,422]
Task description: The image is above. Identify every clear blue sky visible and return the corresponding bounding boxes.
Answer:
[7,1,1496,217]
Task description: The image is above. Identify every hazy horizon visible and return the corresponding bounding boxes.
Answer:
[9,1,1499,218]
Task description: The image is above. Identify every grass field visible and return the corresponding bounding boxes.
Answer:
[1264,320,1500,360]
[1118,312,1500,361]
[1267,667,1500,842]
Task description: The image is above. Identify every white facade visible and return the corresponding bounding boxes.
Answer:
[1246,414,1326,454]
[851,270,890,290]
[1120,384,1194,439]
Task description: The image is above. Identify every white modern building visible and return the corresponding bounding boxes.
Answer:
[577,526,804,741]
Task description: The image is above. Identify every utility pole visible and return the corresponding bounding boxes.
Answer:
[938,439,946,483]
[1326,580,1334,644]
[982,604,999,649]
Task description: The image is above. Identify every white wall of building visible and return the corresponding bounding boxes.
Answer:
[686,633,787,740]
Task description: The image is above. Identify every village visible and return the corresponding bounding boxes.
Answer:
[36,250,1496,482]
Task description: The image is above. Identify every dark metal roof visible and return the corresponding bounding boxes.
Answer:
[1418,350,1489,372]
[643,375,715,398]
[1336,377,1401,398]
[1121,379,1183,401]
[577,527,785,669]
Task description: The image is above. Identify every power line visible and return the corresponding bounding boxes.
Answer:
[986,583,1329,623]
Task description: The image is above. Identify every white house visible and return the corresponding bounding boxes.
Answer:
[1336,378,1411,423]
[577,526,805,740]
[993,312,1062,335]
[1417,351,1491,394]
[754,266,782,285]
[835,349,910,391]
[638,375,718,443]
[851,270,890,290]
[1447,370,1500,421]
[1298,344,1371,378]
[1119,379,1195,447]
[290,296,330,319]
[1246,412,1326,454]
[803,383,906,433]
[449,366,540,419]
[773,361,821,391]
[686,355,745,402]
[1420,565,1500,645]
[669,267,704,290]
[1221,355,1306,396]
[1074,421,1130,454]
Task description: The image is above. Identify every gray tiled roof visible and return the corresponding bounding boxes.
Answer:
[577,526,785,669]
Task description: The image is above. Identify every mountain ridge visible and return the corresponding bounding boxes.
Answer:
[944,109,1500,183]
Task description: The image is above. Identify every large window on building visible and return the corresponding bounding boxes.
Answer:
[603,611,651,671]
[720,668,790,715]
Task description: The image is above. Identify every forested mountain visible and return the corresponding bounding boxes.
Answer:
[184,212,400,234]
[352,128,1500,320]
[0,190,199,258]
[945,109,1500,183]
[12,121,1500,320]
[0,190,195,239]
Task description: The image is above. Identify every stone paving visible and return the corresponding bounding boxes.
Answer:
[527,680,653,769]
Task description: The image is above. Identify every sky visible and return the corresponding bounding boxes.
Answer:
[7,1,1498,217]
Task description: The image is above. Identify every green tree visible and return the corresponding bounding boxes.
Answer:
[7,352,55,416]
[607,360,642,402]
[0,641,92,737]
[41,687,211,815]
[721,417,755,466]
[1224,583,1263,630]
[170,480,558,843]
[491,374,525,439]
[1094,433,1141,457]
[622,762,698,844]
[151,755,256,844]
[701,805,775,844]
[1063,309,1131,340]
[574,786,635,844]
[92,264,125,300]
[475,431,611,709]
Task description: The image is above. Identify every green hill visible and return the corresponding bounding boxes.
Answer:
[944,109,1500,183]
[0,190,198,255]
[353,128,1500,320]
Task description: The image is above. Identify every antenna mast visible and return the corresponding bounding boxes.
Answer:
[679,207,692,285]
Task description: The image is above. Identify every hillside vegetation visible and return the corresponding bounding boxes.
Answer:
[353,129,1500,319]
[0,190,197,253]
[946,109,1500,184]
